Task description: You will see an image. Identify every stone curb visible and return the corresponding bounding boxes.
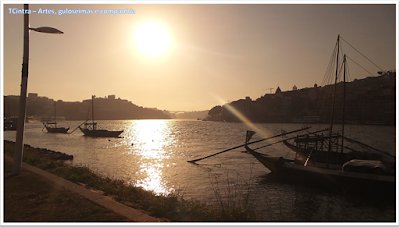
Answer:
[4,155,165,222]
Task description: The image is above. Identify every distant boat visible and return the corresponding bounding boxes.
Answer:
[43,122,70,133]
[43,102,70,133]
[79,95,123,137]
[4,103,17,131]
[292,115,319,123]
[4,117,17,131]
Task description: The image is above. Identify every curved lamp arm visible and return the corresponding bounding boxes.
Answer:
[30,27,64,34]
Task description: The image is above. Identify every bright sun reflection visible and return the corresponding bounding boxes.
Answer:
[135,120,170,156]
[134,163,174,196]
[125,120,174,196]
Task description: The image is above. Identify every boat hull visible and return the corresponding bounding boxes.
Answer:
[80,128,123,137]
[244,146,282,173]
[46,127,70,133]
[245,144,395,190]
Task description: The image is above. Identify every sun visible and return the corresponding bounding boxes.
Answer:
[134,22,171,57]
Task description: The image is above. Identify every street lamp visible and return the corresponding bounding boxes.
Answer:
[13,4,63,175]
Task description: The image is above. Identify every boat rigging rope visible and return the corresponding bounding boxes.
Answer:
[340,36,384,71]
[321,42,338,86]
[346,56,376,77]
[69,120,88,134]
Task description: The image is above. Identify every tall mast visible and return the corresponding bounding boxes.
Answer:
[341,54,347,153]
[327,34,340,168]
[54,102,57,125]
[92,95,95,130]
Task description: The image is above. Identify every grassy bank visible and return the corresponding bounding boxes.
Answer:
[3,140,258,222]
[4,159,133,222]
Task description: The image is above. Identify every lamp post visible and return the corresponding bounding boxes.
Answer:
[13,4,63,175]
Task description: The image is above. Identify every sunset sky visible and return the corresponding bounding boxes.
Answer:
[2,2,397,112]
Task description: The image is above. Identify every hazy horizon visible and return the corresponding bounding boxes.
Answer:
[2,2,397,112]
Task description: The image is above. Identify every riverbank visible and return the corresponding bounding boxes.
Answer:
[4,157,138,222]
[3,140,257,222]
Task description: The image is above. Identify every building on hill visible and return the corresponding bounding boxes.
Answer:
[207,72,395,124]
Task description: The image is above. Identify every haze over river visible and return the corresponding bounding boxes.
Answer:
[3,119,396,221]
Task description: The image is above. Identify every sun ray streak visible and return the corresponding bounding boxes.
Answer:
[210,93,271,139]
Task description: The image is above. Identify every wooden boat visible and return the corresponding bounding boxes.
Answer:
[282,133,395,167]
[79,122,123,137]
[43,103,69,133]
[244,35,395,189]
[283,35,395,165]
[79,96,123,137]
[244,131,395,189]
[43,121,70,133]
[4,117,18,131]
[4,104,18,131]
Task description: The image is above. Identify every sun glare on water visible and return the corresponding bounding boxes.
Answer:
[134,21,171,57]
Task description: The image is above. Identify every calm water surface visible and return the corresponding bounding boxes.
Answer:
[3,119,396,221]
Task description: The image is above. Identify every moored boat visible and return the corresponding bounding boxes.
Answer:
[281,35,395,167]
[43,103,70,133]
[43,121,70,133]
[4,117,18,131]
[79,122,123,137]
[79,95,123,138]
[244,131,395,189]
[243,35,395,190]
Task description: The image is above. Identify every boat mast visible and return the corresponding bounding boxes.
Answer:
[92,95,95,130]
[327,34,340,168]
[341,54,347,154]
[54,102,57,126]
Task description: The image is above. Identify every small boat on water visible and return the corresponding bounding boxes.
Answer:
[79,122,124,137]
[43,121,70,133]
[4,104,18,131]
[43,103,70,133]
[244,35,395,190]
[79,95,123,137]
[4,117,18,131]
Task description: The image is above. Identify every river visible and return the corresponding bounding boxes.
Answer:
[3,119,396,222]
